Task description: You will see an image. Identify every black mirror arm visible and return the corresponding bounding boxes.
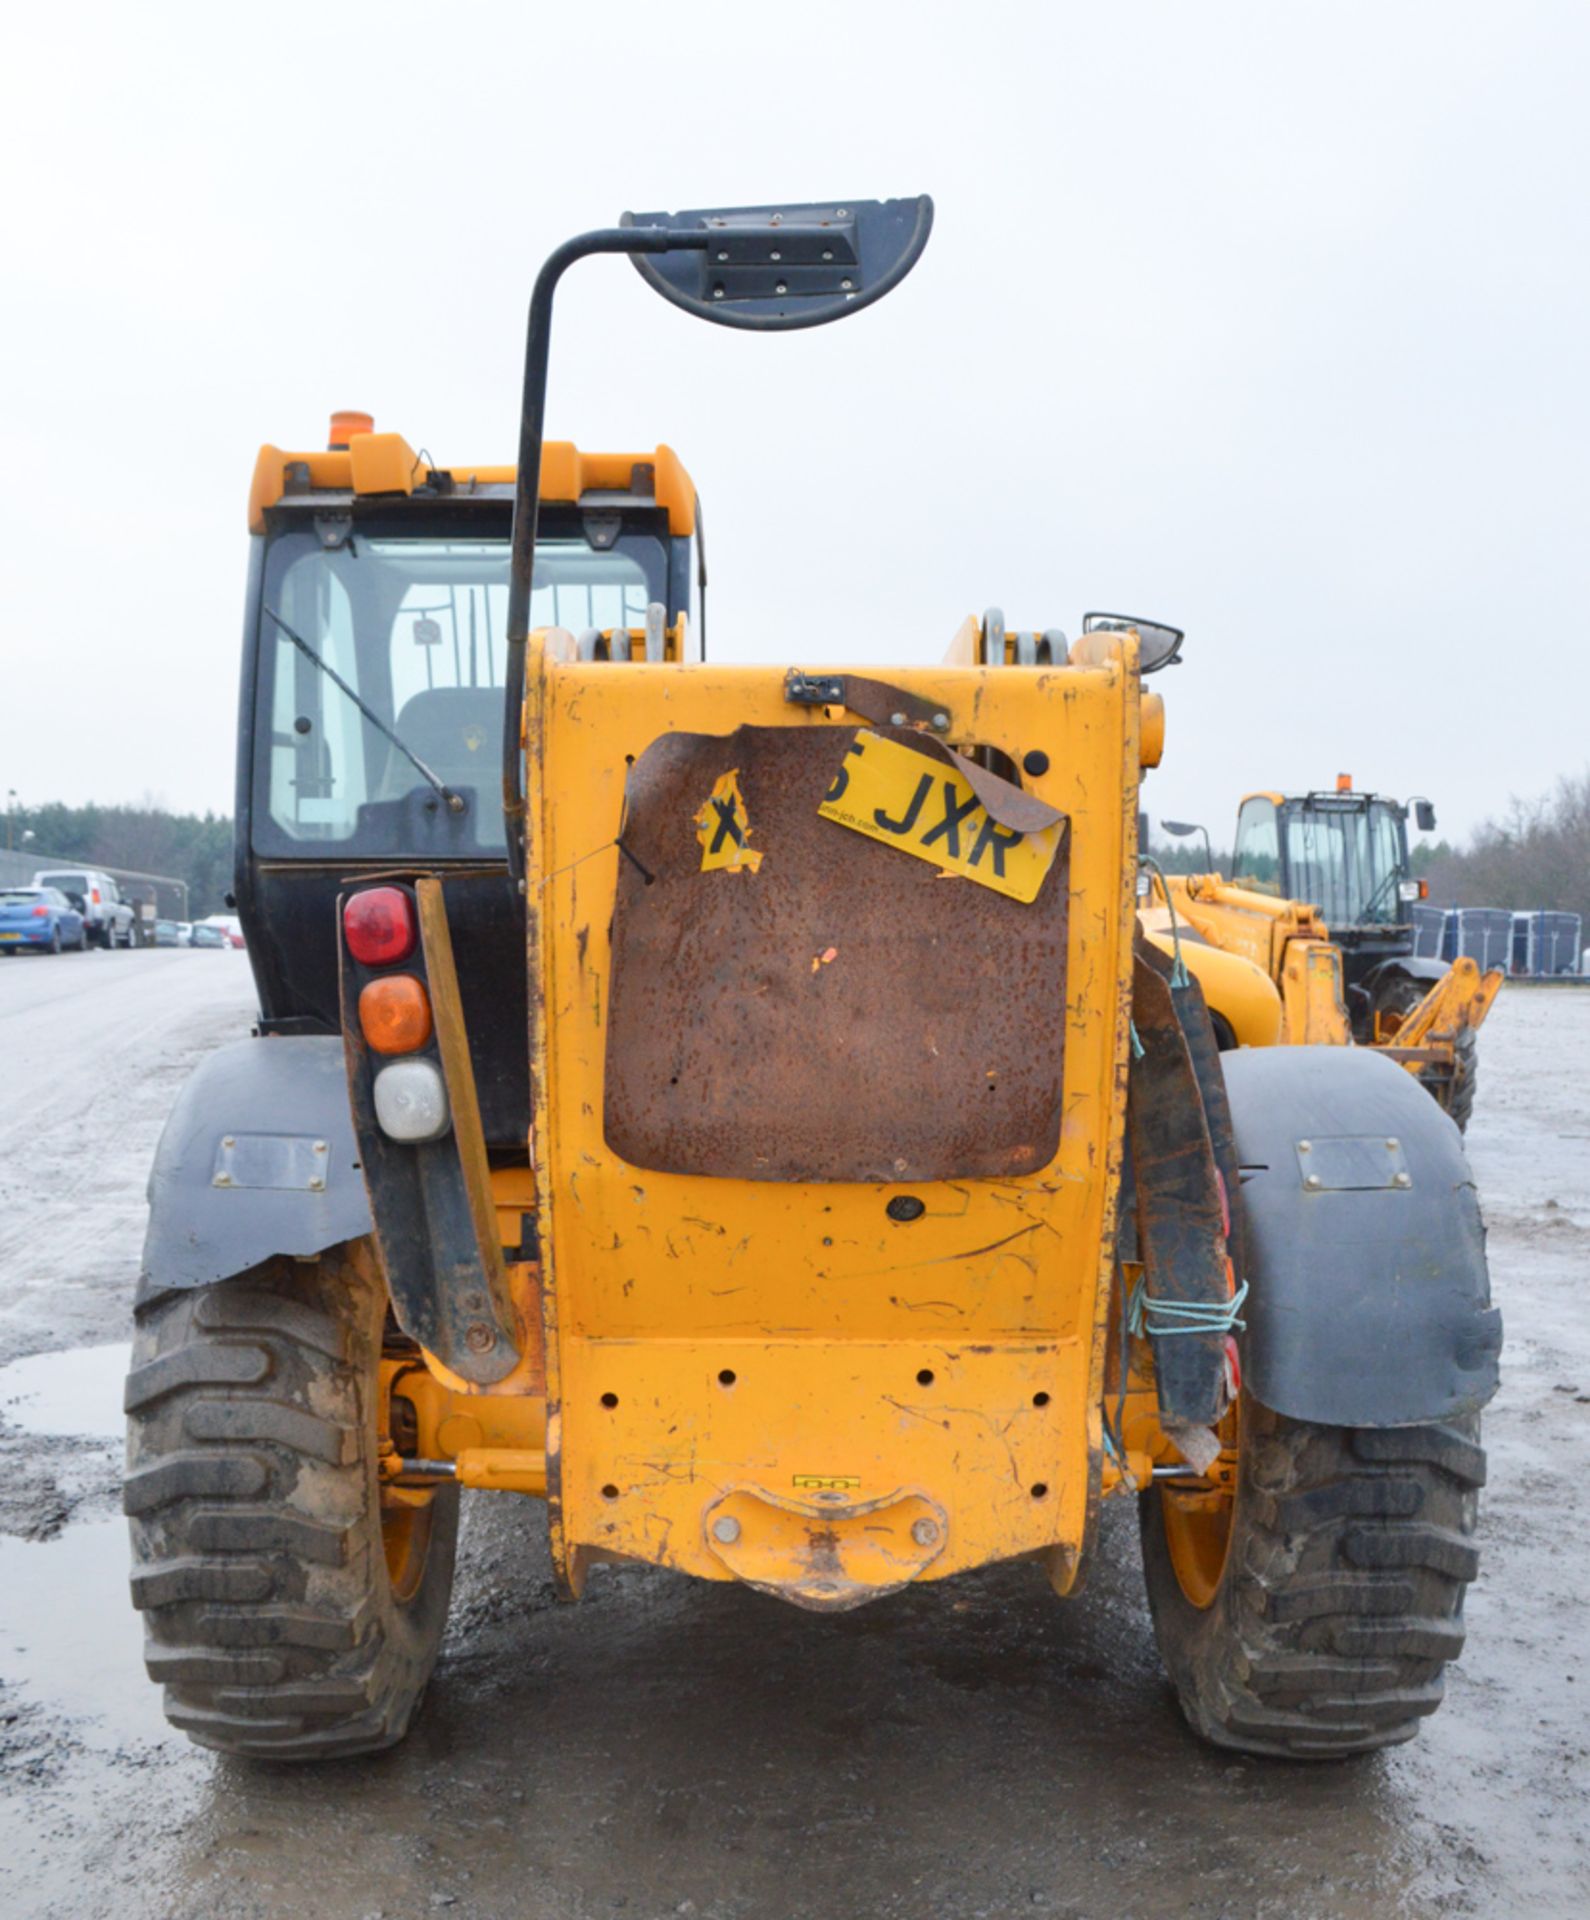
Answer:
[500,227,712,880]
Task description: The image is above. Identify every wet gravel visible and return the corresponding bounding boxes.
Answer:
[0,956,1586,1919]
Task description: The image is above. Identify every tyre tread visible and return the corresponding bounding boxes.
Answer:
[125,1253,457,1760]
[1142,1408,1484,1759]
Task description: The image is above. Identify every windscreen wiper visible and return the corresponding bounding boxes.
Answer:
[1357,865,1404,925]
[263,607,465,815]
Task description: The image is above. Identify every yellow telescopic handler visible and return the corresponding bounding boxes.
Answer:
[1148,782,1502,1129]
[128,197,1500,1762]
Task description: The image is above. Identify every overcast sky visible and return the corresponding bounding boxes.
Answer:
[2,1,1586,847]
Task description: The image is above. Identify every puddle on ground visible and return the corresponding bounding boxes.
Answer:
[0,1515,172,1748]
[0,1342,130,1441]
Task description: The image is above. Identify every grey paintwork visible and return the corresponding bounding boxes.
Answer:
[1363,951,1449,993]
[139,1036,370,1303]
[1223,1045,1501,1427]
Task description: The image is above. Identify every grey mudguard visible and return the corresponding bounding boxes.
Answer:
[139,1036,370,1303]
[1222,1046,1501,1427]
[1365,953,1448,991]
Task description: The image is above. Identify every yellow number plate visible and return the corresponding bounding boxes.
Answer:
[817,729,1062,903]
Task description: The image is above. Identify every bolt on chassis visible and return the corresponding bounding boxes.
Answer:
[130,196,1500,1761]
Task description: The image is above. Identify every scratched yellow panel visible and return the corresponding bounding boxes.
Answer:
[560,1335,1090,1582]
[521,643,1145,1591]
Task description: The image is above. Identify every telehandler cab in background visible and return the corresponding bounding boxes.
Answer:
[1150,782,1502,1130]
[128,196,1500,1764]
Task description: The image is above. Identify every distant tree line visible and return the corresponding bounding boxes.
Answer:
[1412,768,1590,926]
[1145,837,1232,875]
[6,801,233,917]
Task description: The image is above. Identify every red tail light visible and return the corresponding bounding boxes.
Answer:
[343,887,417,966]
[32,906,49,918]
[91,888,101,904]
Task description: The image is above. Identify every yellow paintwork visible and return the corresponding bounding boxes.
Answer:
[1279,939,1354,1046]
[1162,874,1333,987]
[693,769,764,873]
[510,628,1145,1599]
[1140,693,1165,769]
[817,728,1064,903]
[1138,907,1284,1048]
[1157,871,1498,1079]
[1160,874,1350,1043]
[249,435,697,536]
[1378,955,1504,1050]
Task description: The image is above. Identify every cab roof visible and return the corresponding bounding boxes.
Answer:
[249,421,696,538]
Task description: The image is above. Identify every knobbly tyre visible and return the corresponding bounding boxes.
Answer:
[127,196,1501,1761]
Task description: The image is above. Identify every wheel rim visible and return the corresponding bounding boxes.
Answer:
[1159,1398,1240,1611]
[377,1365,439,1604]
[380,1489,439,1602]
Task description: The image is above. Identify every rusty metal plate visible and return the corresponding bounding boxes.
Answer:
[604,725,1068,1182]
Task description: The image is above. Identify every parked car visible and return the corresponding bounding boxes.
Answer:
[174,921,194,945]
[154,919,182,948]
[193,915,244,950]
[0,886,88,954]
[31,868,135,949]
[189,922,228,949]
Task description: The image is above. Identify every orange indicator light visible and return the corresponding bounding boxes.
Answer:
[359,974,434,1055]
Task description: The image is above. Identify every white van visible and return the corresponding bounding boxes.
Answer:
[32,867,136,948]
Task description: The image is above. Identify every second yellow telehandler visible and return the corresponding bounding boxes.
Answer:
[127,195,1500,1765]
[1152,783,1502,1128]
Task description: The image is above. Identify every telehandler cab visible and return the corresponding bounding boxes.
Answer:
[129,197,1500,1762]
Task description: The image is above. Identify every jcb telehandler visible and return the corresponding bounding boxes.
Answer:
[1150,782,1502,1129]
[128,197,1500,1762]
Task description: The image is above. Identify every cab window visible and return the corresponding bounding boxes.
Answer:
[255,524,664,856]
[1232,799,1280,894]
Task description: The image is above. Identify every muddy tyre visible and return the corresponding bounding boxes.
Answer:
[125,1245,458,1759]
[1446,1028,1478,1134]
[1140,1402,1484,1758]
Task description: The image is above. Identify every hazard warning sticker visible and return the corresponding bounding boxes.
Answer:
[695,769,764,873]
[817,730,1062,903]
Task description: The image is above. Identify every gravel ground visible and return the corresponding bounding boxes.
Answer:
[0,952,1585,1920]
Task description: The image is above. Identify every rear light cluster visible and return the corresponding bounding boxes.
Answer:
[343,887,450,1144]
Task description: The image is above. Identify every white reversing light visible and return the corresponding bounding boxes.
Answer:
[373,1059,451,1143]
